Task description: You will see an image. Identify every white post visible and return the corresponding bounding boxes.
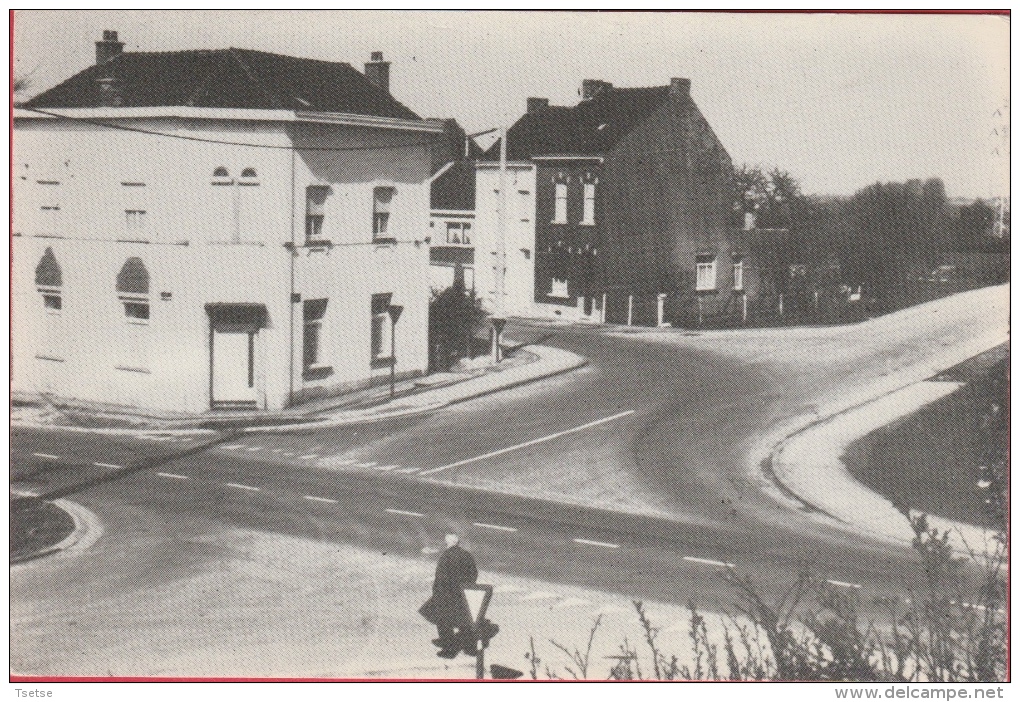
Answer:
[697,295,703,327]
[656,293,667,327]
[814,290,819,313]
[779,293,784,319]
[601,293,607,324]
[742,293,748,324]
[627,294,633,326]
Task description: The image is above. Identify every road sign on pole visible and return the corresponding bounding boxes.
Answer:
[462,584,494,679]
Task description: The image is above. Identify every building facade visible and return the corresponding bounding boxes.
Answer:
[474,78,762,326]
[13,35,442,412]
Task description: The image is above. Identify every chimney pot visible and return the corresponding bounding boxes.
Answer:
[581,79,612,100]
[95,29,125,65]
[364,51,391,93]
[527,97,549,113]
[670,77,691,96]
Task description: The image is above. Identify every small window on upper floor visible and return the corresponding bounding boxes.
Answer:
[373,187,394,240]
[553,182,568,224]
[446,222,472,245]
[306,186,331,244]
[212,167,232,185]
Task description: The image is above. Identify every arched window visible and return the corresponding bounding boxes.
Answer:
[212,167,232,186]
[240,168,258,180]
[35,247,62,312]
[116,257,150,322]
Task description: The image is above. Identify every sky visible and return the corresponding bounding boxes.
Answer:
[12,10,1010,199]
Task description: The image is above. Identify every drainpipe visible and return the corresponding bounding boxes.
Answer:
[287,147,296,408]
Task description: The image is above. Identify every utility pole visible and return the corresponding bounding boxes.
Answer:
[491,125,508,362]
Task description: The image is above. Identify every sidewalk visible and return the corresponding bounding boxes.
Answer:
[770,347,1006,556]
[11,344,586,436]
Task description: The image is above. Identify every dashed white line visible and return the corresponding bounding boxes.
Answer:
[246,446,263,452]
[683,556,734,568]
[573,538,620,549]
[304,495,338,504]
[32,453,60,460]
[826,579,863,589]
[222,444,245,450]
[156,472,190,480]
[224,482,260,492]
[473,522,517,533]
[299,454,319,460]
[93,462,122,469]
[419,410,635,476]
[385,508,426,518]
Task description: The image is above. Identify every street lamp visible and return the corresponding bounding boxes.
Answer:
[387,304,403,397]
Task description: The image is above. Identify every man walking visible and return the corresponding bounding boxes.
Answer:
[419,534,478,658]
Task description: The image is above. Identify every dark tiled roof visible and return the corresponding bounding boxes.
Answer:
[484,86,671,160]
[25,48,421,120]
[431,160,476,211]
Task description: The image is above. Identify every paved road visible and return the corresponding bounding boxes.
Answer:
[11,287,1008,675]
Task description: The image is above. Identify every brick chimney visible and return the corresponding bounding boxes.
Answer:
[96,30,124,65]
[527,97,549,113]
[581,79,612,100]
[364,51,390,92]
[670,77,691,97]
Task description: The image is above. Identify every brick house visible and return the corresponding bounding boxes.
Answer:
[476,78,759,326]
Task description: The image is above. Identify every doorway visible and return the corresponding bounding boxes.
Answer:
[206,303,267,409]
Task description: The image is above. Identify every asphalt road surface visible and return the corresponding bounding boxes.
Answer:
[11,288,1008,675]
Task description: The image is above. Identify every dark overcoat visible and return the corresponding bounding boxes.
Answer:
[418,545,478,628]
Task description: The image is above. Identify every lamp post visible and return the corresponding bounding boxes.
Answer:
[387,304,403,397]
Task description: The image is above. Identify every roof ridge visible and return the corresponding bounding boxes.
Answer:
[227,46,353,68]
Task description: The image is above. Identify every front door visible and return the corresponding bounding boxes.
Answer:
[211,329,257,408]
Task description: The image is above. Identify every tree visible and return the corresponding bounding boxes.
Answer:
[428,270,487,371]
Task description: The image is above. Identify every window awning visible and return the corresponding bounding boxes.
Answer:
[205,303,267,332]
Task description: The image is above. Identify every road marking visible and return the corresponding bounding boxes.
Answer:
[683,556,734,568]
[826,579,863,589]
[333,459,357,466]
[282,452,295,457]
[222,444,245,450]
[93,462,122,469]
[299,454,319,460]
[385,508,426,518]
[473,522,517,533]
[246,446,262,452]
[304,495,338,504]
[374,465,399,471]
[393,467,420,474]
[156,472,190,480]
[573,538,620,549]
[356,462,378,468]
[225,482,260,492]
[32,453,60,459]
[419,410,636,476]
[271,449,284,454]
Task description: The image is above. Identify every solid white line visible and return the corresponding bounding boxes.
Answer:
[299,454,319,460]
[573,538,620,549]
[32,453,60,459]
[156,472,190,480]
[385,508,426,517]
[225,482,260,492]
[304,495,338,504]
[419,410,636,476]
[683,556,734,568]
[473,522,517,533]
[93,462,122,469]
[826,579,863,589]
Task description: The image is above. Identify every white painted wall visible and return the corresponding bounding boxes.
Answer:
[13,116,433,413]
[474,164,536,317]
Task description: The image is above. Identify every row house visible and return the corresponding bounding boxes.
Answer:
[13,33,443,412]
[474,78,763,326]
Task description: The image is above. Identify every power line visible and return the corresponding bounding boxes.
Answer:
[15,106,439,152]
